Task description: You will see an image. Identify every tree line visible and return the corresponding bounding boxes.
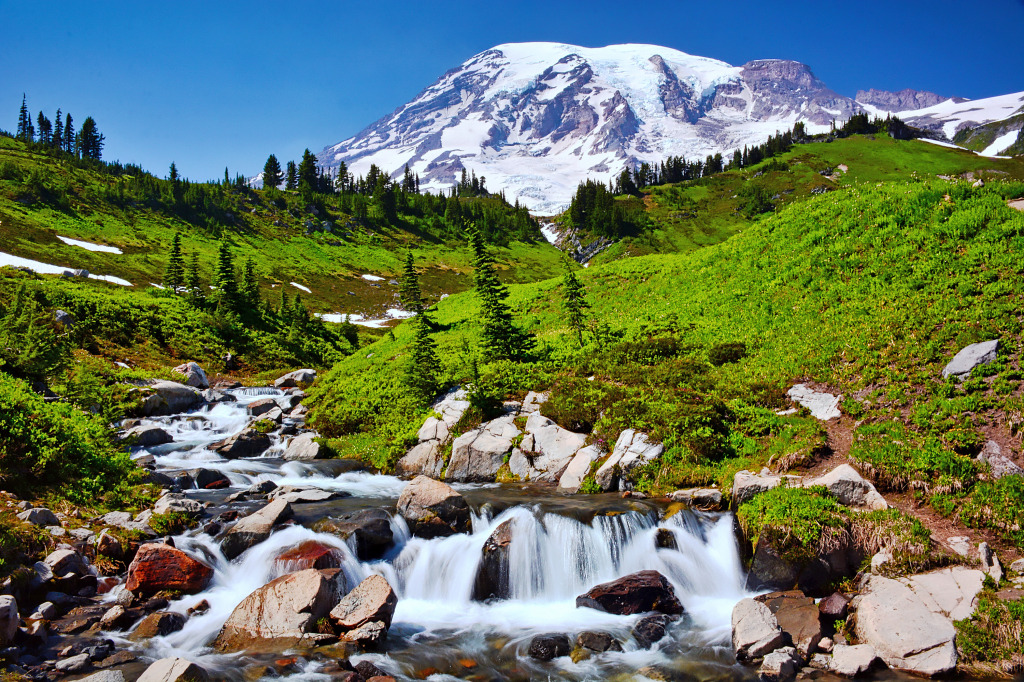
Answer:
[15,94,104,160]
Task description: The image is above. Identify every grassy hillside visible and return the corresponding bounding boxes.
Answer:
[0,136,565,317]
[583,134,1024,266]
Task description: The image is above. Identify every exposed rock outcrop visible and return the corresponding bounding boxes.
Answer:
[595,430,664,491]
[446,415,520,482]
[508,413,586,482]
[396,476,471,538]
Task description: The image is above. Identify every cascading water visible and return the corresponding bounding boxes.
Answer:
[115,388,754,681]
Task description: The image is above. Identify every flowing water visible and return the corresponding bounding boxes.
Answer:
[113,388,756,681]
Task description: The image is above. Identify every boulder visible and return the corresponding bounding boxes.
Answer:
[528,633,571,661]
[396,476,471,538]
[330,574,398,631]
[17,507,60,526]
[78,673,126,682]
[173,362,209,389]
[221,498,293,560]
[576,570,683,615]
[56,653,91,673]
[311,509,393,560]
[980,542,1004,583]
[633,613,671,649]
[668,488,724,510]
[521,391,548,414]
[144,381,204,416]
[136,658,211,682]
[431,387,472,428]
[900,566,985,621]
[277,541,344,570]
[395,440,444,478]
[755,590,822,659]
[942,339,999,381]
[0,595,18,646]
[746,536,801,592]
[595,429,664,491]
[445,415,520,482]
[212,427,271,459]
[818,592,850,621]
[247,397,278,417]
[271,486,346,504]
[513,413,587,482]
[129,611,186,640]
[732,470,783,506]
[191,468,231,490]
[283,433,325,461]
[829,644,878,677]
[201,388,235,404]
[978,440,1024,478]
[576,631,622,652]
[759,646,801,682]
[340,619,387,647]
[99,604,128,629]
[557,444,603,492]
[213,568,345,652]
[804,464,887,510]
[416,416,449,443]
[125,543,215,598]
[732,598,785,663]
[45,548,88,577]
[153,493,206,516]
[274,369,317,388]
[787,384,841,421]
[124,425,174,447]
[854,574,959,675]
[473,520,513,601]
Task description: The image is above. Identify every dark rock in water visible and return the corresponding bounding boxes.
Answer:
[191,468,230,490]
[755,590,823,658]
[129,611,186,640]
[746,535,801,592]
[634,614,672,649]
[221,498,293,560]
[528,633,571,661]
[354,661,389,680]
[655,528,677,550]
[473,519,513,601]
[312,509,393,560]
[576,570,683,615]
[819,592,851,621]
[576,631,622,652]
[212,428,271,459]
[396,476,471,538]
[172,471,195,490]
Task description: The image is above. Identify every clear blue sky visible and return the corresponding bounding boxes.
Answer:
[3,0,1022,181]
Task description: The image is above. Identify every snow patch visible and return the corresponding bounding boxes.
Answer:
[317,308,416,328]
[0,251,132,286]
[361,274,385,282]
[290,282,312,293]
[56,236,124,254]
[980,130,1020,157]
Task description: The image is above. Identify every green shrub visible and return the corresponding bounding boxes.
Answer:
[955,590,1024,671]
[542,375,623,433]
[148,511,198,536]
[737,486,847,564]
[708,342,747,366]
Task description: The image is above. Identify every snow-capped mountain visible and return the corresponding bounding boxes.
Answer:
[318,42,1024,214]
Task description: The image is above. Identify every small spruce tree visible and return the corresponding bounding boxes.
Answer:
[467,223,534,361]
[263,154,283,189]
[285,161,297,191]
[164,233,185,292]
[242,257,260,307]
[213,240,239,308]
[399,252,424,313]
[184,252,205,307]
[560,254,590,346]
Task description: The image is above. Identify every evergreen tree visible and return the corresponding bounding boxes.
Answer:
[163,232,185,292]
[168,162,179,183]
[399,252,424,313]
[77,116,104,160]
[213,240,239,308]
[467,223,534,361]
[242,257,260,307]
[52,109,63,150]
[262,154,283,189]
[561,254,590,346]
[36,112,52,145]
[405,306,441,401]
[16,95,30,141]
[184,252,205,307]
[285,161,297,191]
[63,113,74,154]
[297,149,319,198]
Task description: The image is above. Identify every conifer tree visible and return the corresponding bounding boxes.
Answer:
[164,232,185,292]
[185,252,205,307]
[467,223,534,361]
[52,108,63,150]
[560,254,590,346]
[169,162,179,183]
[36,112,51,145]
[405,306,441,401]
[242,257,260,307]
[263,154,283,189]
[285,161,297,191]
[213,240,239,308]
[63,113,74,154]
[77,116,104,160]
[16,95,30,141]
[399,252,424,313]
[297,149,318,199]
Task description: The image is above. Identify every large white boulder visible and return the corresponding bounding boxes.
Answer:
[829,644,879,677]
[445,415,520,482]
[942,339,999,381]
[732,469,784,506]
[143,381,204,416]
[510,413,587,482]
[396,440,445,478]
[173,362,209,389]
[595,429,664,491]
[558,444,604,492]
[787,384,841,420]
[136,658,210,682]
[804,464,887,510]
[0,595,18,646]
[274,369,317,388]
[282,433,324,461]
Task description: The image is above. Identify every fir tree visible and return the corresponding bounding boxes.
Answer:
[405,307,441,401]
[63,113,74,154]
[52,108,63,150]
[213,240,239,308]
[467,223,534,361]
[297,149,318,199]
[184,252,205,307]
[262,154,283,189]
[163,232,185,292]
[399,252,424,313]
[16,95,30,141]
[77,116,104,160]
[560,254,590,346]
[168,162,179,183]
[242,257,260,307]
[36,112,51,145]
[285,161,297,191]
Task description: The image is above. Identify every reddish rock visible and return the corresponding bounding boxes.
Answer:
[755,590,824,658]
[396,476,471,538]
[125,543,215,599]
[576,570,683,615]
[277,541,344,571]
[819,591,851,621]
[129,611,186,640]
[330,575,398,630]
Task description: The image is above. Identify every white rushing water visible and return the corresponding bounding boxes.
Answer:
[117,386,751,680]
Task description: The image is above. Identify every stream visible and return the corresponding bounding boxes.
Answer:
[112,386,755,681]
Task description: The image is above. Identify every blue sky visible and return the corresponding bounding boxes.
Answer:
[3,0,1023,181]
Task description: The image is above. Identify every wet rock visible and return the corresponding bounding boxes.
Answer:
[746,535,803,592]
[339,619,387,647]
[354,661,390,680]
[125,543,214,599]
[213,568,346,652]
[804,464,886,511]
[212,427,272,459]
[0,595,18,646]
[787,384,841,421]
[248,397,278,417]
[31,600,56,620]
[655,528,678,550]
[446,415,520,482]
[129,611,186,640]
[187,600,210,616]
[755,591,822,659]
[191,468,231,490]
[143,381,204,416]
[396,476,471,538]
[576,570,683,615]
[16,507,59,526]
[942,339,999,381]
[173,362,210,389]
[557,444,603,492]
[283,433,324,461]
[275,369,317,388]
[202,388,235,404]
[829,644,878,677]
[311,509,393,560]
[576,631,622,652]
[246,480,279,496]
[330,575,398,632]
[276,541,344,571]
[222,498,294,560]
[99,605,128,630]
[153,493,206,516]
[595,429,664,491]
[818,592,850,621]
[528,633,571,661]
[759,646,801,682]
[732,598,785,663]
[56,653,91,673]
[45,548,88,577]
[271,486,346,504]
[473,520,513,601]
[667,488,724,510]
[634,613,671,649]
[137,657,211,682]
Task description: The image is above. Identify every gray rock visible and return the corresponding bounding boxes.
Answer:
[282,433,324,461]
[211,427,271,459]
[270,486,343,504]
[0,595,18,646]
[979,542,1004,583]
[732,469,785,506]
[397,475,471,538]
[201,388,235,404]
[787,384,841,420]
[978,440,1023,478]
[557,444,603,492]
[274,369,317,388]
[803,464,886,510]
[54,309,75,327]
[515,413,587,482]
[416,416,449,443]
[942,339,999,380]
[136,657,210,682]
[595,429,664,491]
[173,362,209,389]
[829,644,878,677]
[446,415,520,482]
[247,397,278,417]
[55,653,91,672]
[77,672,126,682]
[521,391,549,414]
[758,646,801,682]
[16,507,60,526]
[1010,558,1024,574]
[221,498,293,560]
[396,440,444,478]
[153,493,206,516]
[143,381,204,416]
[44,548,88,577]
[124,424,174,447]
[668,488,724,509]
[947,536,972,557]
[732,597,785,662]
